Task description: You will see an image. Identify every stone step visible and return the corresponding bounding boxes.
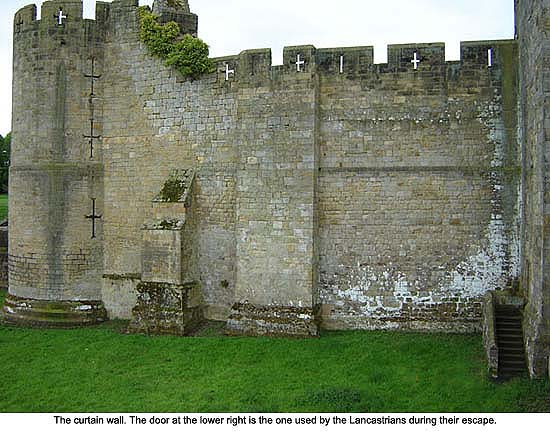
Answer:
[494,304,527,379]
[496,316,522,322]
[2,294,107,328]
[496,320,522,325]
[499,345,526,353]
[499,351,526,359]
[499,370,527,379]
[497,332,523,339]
[495,326,523,334]
[500,344,525,352]
[499,358,526,366]
[496,314,522,320]
[496,320,522,326]
[495,313,522,319]
[500,365,527,372]
[497,335,524,343]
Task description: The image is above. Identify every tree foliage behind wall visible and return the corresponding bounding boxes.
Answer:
[0,133,10,194]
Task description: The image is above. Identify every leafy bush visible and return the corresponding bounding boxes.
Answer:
[138,7,213,79]
[138,9,179,58]
[166,35,212,79]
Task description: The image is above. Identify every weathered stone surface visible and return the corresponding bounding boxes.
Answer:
[152,0,197,36]
[2,0,547,365]
[482,292,499,378]
[516,0,550,378]
[0,221,7,290]
[5,0,106,326]
[128,281,203,336]
[1,293,107,327]
[226,303,318,337]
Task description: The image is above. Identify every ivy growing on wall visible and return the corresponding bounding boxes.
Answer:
[138,7,214,79]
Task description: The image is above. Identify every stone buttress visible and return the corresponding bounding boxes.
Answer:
[128,169,203,335]
[225,47,320,337]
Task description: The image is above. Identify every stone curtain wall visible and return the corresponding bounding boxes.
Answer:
[227,47,319,336]
[317,42,520,331]
[7,0,524,336]
[101,0,237,320]
[516,0,550,377]
[97,1,519,333]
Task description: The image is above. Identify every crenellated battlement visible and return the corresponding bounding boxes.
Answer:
[13,4,36,32]
[13,1,514,85]
[13,0,111,33]
[210,39,515,86]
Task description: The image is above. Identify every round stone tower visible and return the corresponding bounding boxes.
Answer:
[152,0,198,36]
[3,0,107,326]
[153,0,191,14]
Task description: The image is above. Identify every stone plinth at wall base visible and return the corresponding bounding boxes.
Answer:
[128,281,203,336]
[225,303,319,337]
[320,314,481,333]
[1,293,107,328]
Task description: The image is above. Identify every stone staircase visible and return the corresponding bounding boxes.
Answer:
[495,304,527,379]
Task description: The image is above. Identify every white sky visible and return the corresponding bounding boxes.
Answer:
[0,0,514,136]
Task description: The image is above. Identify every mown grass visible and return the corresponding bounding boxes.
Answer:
[0,289,548,413]
[0,194,7,220]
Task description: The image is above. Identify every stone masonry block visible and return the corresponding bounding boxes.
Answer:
[387,43,445,71]
[141,226,183,285]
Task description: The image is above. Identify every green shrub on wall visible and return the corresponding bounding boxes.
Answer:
[138,8,180,58]
[138,7,213,79]
[166,35,213,79]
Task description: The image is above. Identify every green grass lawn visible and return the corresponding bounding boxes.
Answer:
[0,194,7,220]
[0,289,548,413]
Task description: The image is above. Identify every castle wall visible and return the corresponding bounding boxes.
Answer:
[6,0,525,337]
[101,0,237,320]
[225,47,320,336]
[516,0,550,377]
[233,47,318,309]
[317,42,520,331]
[97,2,519,333]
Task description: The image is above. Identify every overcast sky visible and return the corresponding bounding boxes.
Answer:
[0,0,514,136]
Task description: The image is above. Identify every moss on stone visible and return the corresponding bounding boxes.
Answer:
[158,177,186,202]
[102,273,141,281]
[155,169,194,203]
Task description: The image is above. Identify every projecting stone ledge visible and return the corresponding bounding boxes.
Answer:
[225,303,319,337]
[1,293,107,328]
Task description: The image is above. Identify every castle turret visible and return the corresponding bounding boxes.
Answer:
[153,0,191,14]
[152,0,198,36]
[3,0,107,326]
